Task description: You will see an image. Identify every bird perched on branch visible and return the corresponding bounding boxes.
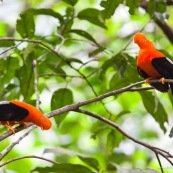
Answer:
[134,32,173,94]
[0,100,52,133]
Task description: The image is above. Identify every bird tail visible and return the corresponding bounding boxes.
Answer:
[170,83,173,95]
[150,83,169,93]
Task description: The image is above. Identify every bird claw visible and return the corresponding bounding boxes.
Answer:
[159,77,165,84]
[21,123,28,128]
[145,77,152,84]
[4,122,16,135]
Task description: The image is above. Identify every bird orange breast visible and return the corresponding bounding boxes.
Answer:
[137,50,162,78]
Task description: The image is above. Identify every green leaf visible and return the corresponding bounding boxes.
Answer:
[169,127,173,138]
[63,0,78,6]
[139,91,168,132]
[113,110,130,121]
[66,57,83,64]
[100,56,117,79]
[78,156,100,171]
[32,8,63,21]
[32,163,93,173]
[100,0,124,19]
[23,43,36,60]
[51,88,73,126]
[113,54,127,78]
[0,56,20,99]
[100,54,127,79]
[106,129,122,153]
[148,0,167,16]
[0,40,15,47]
[16,57,34,101]
[0,57,19,83]
[16,8,63,38]
[89,47,105,57]
[78,8,106,29]
[126,0,141,15]
[109,73,128,91]
[59,7,74,34]
[67,29,102,47]
[155,1,167,13]
[16,9,35,38]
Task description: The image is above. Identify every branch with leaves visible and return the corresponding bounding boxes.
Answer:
[0,79,173,173]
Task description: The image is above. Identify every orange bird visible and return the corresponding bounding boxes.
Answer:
[0,100,52,133]
[134,32,173,94]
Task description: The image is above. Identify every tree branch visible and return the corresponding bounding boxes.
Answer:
[155,153,164,173]
[0,78,172,141]
[0,126,36,160]
[33,59,40,108]
[0,79,172,170]
[76,108,173,172]
[0,155,58,167]
[0,37,113,118]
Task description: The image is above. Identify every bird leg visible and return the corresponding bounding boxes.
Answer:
[17,122,28,128]
[21,122,28,128]
[159,77,165,84]
[145,77,153,84]
[4,122,16,134]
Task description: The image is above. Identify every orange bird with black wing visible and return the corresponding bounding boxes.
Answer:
[0,100,52,133]
[134,32,173,94]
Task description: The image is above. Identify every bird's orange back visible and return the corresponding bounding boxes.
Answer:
[11,100,52,130]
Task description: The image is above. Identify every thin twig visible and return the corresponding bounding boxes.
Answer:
[0,41,24,56]
[76,108,173,172]
[0,155,58,167]
[33,59,40,108]
[0,37,111,116]
[38,73,84,78]
[155,153,164,173]
[0,126,36,161]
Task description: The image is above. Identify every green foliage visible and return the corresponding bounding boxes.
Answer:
[148,0,167,16]
[139,91,168,132]
[67,29,103,48]
[17,9,35,38]
[63,0,78,6]
[0,0,173,173]
[125,0,141,14]
[0,40,15,47]
[78,156,100,171]
[78,8,107,28]
[32,163,93,173]
[51,88,73,126]
[106,129,122,153]
[100,0,124,19]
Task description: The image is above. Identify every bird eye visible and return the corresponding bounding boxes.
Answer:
[143,40,146,43]
[40,118,44,121]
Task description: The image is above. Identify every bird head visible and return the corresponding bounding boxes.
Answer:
[39,116,52,130]
[134,32,155,49]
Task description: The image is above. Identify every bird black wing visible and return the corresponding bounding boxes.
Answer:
[152,57,173,94]
[137,66,169,92]
[0,101,29,121]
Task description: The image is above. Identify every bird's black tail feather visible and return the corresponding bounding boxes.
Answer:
[150,83,169,93]
[169,83,173,95]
